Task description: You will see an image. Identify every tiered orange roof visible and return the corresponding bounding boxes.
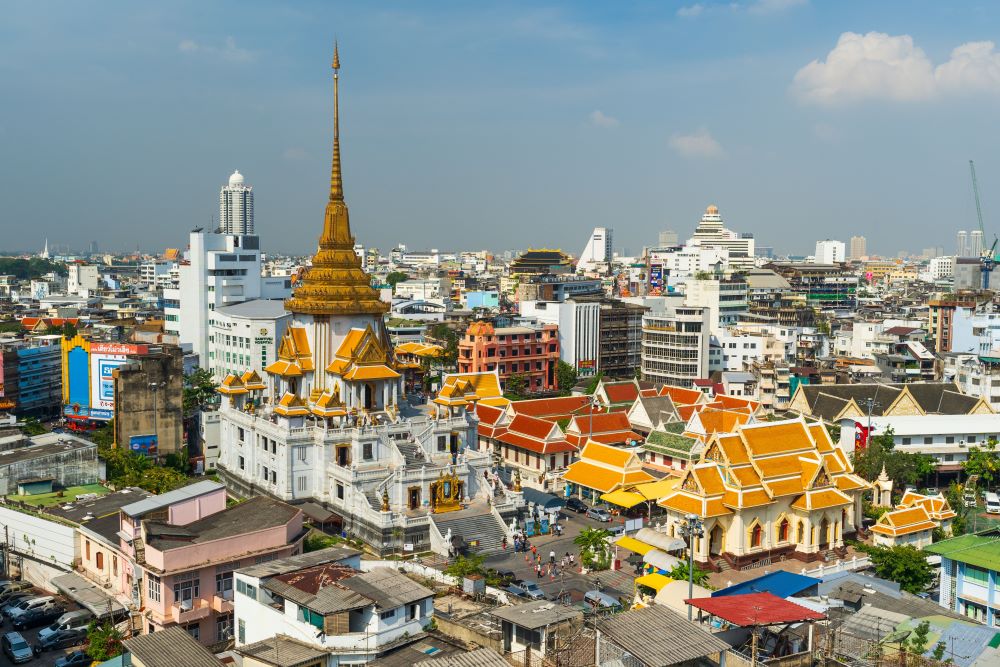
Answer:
[266,326,315,377]
[218,374,249,395]
[897,490,957,521]
[493,414,576,455]
[658,418,869,515]
[440,371,508,407]
[325,326,397,381]
[683,408,753,442]
[274,392,310,417]
[870,505,938,538]
[563,441,654,493]
[565,412,643,447]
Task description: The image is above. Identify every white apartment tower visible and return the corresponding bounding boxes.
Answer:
[849,236,867,260]
[578,227,613,272]
[220,170,254,235]
[958,231,970,257]
[814,239,846,264]
[970,230,985,258]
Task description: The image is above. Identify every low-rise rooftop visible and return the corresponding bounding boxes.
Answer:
[144,495,300,550]
[489,600,581,630]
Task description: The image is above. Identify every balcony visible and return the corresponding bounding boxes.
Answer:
[170,598,212,624]
[211,590,234,613]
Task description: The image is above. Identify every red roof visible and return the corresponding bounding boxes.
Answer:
[685,593,825,626]
[715,394,761,413]
[507,414,558,439]
[571,411,633,435]
[508,396,592,419]
[495,431,576,454]
[475,403,506,426]
[604,381,640,404]
[659,385,704,406]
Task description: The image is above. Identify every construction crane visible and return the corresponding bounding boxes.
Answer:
[970,160,998,289]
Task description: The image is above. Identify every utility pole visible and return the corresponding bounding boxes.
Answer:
[679,513,704,620]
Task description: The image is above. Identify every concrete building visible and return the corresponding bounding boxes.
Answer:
[951,306,1000,356]
[681,276,748,331]
[687,204,755,271]
[927,528,1000,626]
[578,226,613,273]
[658,229,678,246]
[814,240,846,264]
[640,306,711,388]
[208,299,291,381]
[112,345,185,458]
[67,263,99,295]
[220,170,255,235]
[928,256,955,281]
[234,547,437,664]
[163,229,292,367]
[520,299,600,377]
[457,321,560,393]
[929,297,978,352]
[0,432,97,494]
[0,335,63,417]
[849,236,867,261]
[957,230,970,257]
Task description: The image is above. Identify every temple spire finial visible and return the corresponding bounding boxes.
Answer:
[330,41,343,202]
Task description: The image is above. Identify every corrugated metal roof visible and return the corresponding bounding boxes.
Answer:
[414,648,510,667]
[711,571,820,598]
[342,567,434,610]
[686,592,825,626]
[598,605,730,665]
[123,626,222,667]
[237,635,328,667]
[238,545,361,579]
[490,600,581,630]
[119,479,224,517]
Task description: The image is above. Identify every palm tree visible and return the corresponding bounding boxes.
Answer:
[574,527,611,558]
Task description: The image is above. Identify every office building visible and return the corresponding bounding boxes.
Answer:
[0,336,63,418]
[640,305,711,387]
[208,300,291,381]
[688,205,755,271]
[67,263,99,295]
[849,236,867,260]
[457,321,560,393]
[220,170,254,235]
[814,239,846,264]
[970,230,985,258]
[658,229,678,247]
[577,227,614,273]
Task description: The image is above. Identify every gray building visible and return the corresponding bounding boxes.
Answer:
[0,432,98,494]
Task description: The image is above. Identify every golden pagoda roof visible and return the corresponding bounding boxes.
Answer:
[284,46,389,317]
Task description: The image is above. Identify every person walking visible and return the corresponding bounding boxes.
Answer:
[549,550,556,564]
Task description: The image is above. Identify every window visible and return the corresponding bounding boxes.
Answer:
[380,608,396,620]
[112,555,118,577]
[239,456,245,471]
[215,569,234,596]
[238,427,245,442]
[236,579,257,600]
[946,436,955,444]
[173,571,200,605]
[363,442,373,460]
[298,476,307,492]
[408,603,419,621]
[778,519,790,542]
[924,436,933,445]
[184,622,200,640]
[238,619,245,644]
[437,436,447,452]
[750,523,762,548]
[216,613,233,641]
[147,574,161,603]
[901,437,911,445]
[965,565,989,585]
[296,446,307,462]
[271,470,277,484]
[96,552,104,569]
[262,466,269,480]
[337,483,345,500]
[298,606,325,629]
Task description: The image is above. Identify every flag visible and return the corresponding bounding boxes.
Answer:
[855,422,872,450]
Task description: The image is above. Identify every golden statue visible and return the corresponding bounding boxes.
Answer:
[513,469,522,492]
[381,488,390,512]
[430,470,463,513]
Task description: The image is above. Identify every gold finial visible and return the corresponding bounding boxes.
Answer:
[330,42,343,202]
[332,41,340,70]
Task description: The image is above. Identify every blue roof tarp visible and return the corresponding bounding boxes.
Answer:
[712,570,820,599]
[522,487,565,511]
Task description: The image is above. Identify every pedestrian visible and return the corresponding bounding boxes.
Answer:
[549,550,556,564]
[536,563,542,578]
[531,545,537,557]
[569,553,575,565]
[502,536,508,550]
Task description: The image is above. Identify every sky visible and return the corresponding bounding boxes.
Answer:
[4,1,1000,258]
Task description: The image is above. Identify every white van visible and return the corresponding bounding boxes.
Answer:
[985,492,1000,514]
[5,596,55,621]
[37,609,93,643]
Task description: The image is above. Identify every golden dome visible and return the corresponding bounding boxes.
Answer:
[706,204,719,215]
[284,48,388,317]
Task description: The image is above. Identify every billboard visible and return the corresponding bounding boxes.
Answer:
[129,434,158,457]
[63,339,147,422]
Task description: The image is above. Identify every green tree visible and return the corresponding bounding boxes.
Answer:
[183,368,218,414]
[138,466,187,494]
[944,481,968,536]
[304,532,342,552]
[91,420,115,449]
[556,361,577,396]
[932,641,947,662]
[165,446,191,475]
[584,371,604,395]
[386,271,409,291]
[504,373,528,400]
[858,544,933,594]
[18,417,46,436]
[427,323,459,369]
[907,620,932,656]
[85,620,124,662]
[0,257,67,280]
[574,527,611,570]
[852,428,935,492]
[61,321,78,339]
[964,439,1000,487]
[443,554,486,582]
[667,561,711,587]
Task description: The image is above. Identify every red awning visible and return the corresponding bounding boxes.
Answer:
[685,592,825,626]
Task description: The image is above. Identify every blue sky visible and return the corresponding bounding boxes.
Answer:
[3,1,1000,257]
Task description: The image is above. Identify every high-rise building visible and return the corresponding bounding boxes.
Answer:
[849,235,867,260]
[640,305,711,387]
[658,230,678,247]
[219,170,254,235]
[957,230,970,257]
[578,227,613,272]
[970,230,984,258]
[814,239,846,264]
[688,205,755,271]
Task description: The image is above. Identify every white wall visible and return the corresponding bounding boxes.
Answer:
[0,507,78,585]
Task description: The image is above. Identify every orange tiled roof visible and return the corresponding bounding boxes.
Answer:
[790,488,853,511]
[342,365,400,381]
[659,385,704,406]
[579,441,632,468]
[659,492,704,515]
[604,381,641,404]
[741,421,815,456]
[871,505,937,536]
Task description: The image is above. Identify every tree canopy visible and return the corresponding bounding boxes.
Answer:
[859,544,934,594]
[85,621,124,662]
[183,368,218,414]
[851,427,935,492]
[386,271,409,290]
[0,256,66,279]
[964,439,1000,488]
[556,360,577,396]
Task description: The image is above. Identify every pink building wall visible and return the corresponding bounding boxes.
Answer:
[168,489,226,525]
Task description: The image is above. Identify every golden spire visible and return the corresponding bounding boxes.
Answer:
[330,41,343,202]
[285,45,388,317]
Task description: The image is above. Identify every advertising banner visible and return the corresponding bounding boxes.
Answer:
[129,434,158,457]
[88,343,147,419]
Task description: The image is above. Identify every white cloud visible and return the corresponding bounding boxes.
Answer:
[677,4,704,18]
[177,36,255,64]
[588,110,619,127]
[669,128,726,159]
[282,147,307,161]
[792,31,1000,105]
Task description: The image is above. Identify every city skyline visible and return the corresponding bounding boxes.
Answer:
[4,1,1000,257]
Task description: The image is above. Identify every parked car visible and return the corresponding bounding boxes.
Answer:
[36,627,88,652]
[0,583,35,605]
[565,498,588,514]
[0,592,38,616]
[37,610,93,645]
[490,569,516,585]
[13,603,65,630]
[55,650,92,667]
[507,580,546,600]
[6,596,56,621]
[2,631,33,664]
[586,506,613,522]
[583,589,624,613]
[986,492,1000,514]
